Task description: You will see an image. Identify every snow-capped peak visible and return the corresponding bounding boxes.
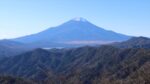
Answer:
[72,17,87,22]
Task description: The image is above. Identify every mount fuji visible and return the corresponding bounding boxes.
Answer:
[14,17,131,48]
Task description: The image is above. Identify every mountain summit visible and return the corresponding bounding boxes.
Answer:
[71,17,88,22]
[14,17,131,47]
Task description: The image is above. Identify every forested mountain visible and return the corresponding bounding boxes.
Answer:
[0,37,150,84]
[112,37,150,48]
[0,76,35,84]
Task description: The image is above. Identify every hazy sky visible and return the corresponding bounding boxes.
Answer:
[0,0,150,39]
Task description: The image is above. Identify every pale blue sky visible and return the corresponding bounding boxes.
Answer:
[0,0,150,39]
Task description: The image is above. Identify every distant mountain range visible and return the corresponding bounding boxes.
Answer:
[13,17,131,48]
[0,40,29,58]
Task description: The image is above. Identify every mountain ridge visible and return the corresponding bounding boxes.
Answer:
[112,36,150,48]
[0,37,150,84]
